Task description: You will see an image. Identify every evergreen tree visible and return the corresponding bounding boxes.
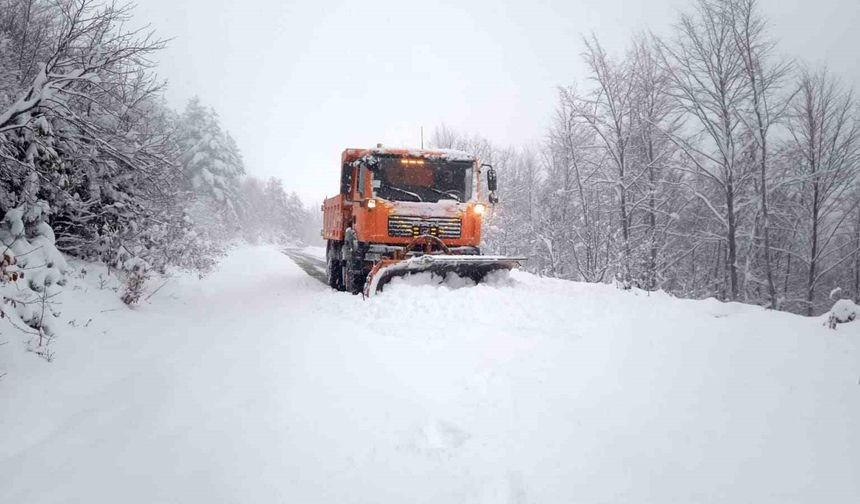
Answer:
[178,97,245,237]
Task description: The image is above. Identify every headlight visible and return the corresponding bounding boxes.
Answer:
[367,198,377,209]
[474,203,486,215]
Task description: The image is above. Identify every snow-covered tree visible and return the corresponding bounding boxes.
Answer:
[177,97,245,238]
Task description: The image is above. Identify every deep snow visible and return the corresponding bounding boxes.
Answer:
[1,244,858,503]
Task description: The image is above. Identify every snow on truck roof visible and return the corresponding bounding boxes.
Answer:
[342,147,476,165]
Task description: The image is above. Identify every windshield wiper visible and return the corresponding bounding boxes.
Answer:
[383,184,423,202]
[426,187,461,202]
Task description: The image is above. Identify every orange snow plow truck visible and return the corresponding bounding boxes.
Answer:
[322,146,525,296]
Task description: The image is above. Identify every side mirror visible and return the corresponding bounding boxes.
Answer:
[486,166,498,192]
[482,164,499,204]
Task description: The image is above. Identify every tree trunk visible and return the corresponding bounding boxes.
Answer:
[806,183,820,316]
[726,182,739,301]
[646,138,658,290]
[759,131,777,309]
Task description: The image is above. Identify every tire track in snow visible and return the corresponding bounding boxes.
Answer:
[281,248,328,285]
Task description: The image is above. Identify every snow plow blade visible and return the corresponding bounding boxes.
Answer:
[364,255,525,297]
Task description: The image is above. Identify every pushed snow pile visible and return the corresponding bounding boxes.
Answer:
[828,299,859,329]
[1,245,858,504]
[385,269,514,291]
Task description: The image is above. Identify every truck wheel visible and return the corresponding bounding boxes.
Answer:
[341,238,367,295]
[326,241,344,291]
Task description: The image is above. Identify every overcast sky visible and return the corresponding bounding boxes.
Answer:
[134,0,860,204]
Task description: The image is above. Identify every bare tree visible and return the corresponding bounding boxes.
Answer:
[785,69,860,314]
[572,36,639,286]
[655,0,755,300]
[628,35,685,290]
[549,89,613,281]
[729,0,792,308]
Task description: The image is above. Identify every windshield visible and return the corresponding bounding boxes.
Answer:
[371,158,473,203]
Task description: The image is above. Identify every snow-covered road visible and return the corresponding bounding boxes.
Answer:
[1,245,858,503]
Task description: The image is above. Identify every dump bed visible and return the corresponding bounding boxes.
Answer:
[322,194,347,241]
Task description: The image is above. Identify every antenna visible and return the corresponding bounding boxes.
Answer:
[420,126,424,149]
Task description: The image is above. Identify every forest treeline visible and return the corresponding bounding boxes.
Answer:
[436,0,860,316]
[0,0,315,350]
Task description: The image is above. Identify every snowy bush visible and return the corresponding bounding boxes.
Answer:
[120,256,149,306]
[0,205,67,359]
[827,299,859,329]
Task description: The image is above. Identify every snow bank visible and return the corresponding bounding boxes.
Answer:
[1,245,857,504]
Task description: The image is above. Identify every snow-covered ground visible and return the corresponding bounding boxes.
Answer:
[1,244,858,503]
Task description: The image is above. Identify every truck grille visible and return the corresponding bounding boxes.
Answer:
[388,215,461,239]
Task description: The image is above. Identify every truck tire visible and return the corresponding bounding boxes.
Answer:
[341,235,367,295]
[326,241,344,291]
